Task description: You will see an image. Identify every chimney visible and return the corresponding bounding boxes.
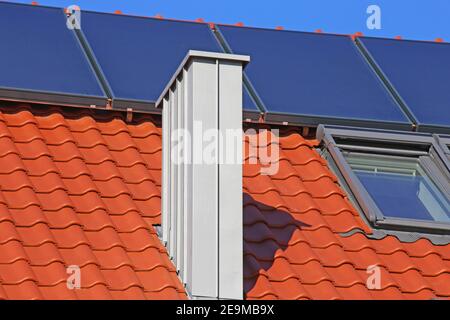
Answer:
[156,50,250,299]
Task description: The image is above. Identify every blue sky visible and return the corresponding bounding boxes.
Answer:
[9,0,450,41]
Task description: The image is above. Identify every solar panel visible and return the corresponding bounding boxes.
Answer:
[79,12,225,111]
[217,25,412,129]
[358,37,450,132]
[0,2,106,107]
[243,85,261,119]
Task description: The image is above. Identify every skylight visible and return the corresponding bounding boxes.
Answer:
[318,126,450,234]
[345,153,450,223]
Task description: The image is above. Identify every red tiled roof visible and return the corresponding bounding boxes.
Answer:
[1,103,449,300]
[243,131,450,300]
[0,103,185,300]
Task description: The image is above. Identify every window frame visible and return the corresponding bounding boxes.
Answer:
[435,134,450,158]
[318,125,450,234]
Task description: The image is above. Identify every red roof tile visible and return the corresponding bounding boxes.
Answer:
[243,129,450,300]
[0,103,185,300]
[1,102,449,300]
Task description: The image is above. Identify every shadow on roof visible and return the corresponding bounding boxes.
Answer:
[243,193,311,298]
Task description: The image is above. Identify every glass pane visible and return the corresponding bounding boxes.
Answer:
[347,154,450,223]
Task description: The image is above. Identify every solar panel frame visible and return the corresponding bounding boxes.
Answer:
[216,25,414,130]
[242,88,262,120]
[78,11,225,112]
[357,36,450,134]
[78,11,262,117]
[214,26,268,116]
[0,2,108,108]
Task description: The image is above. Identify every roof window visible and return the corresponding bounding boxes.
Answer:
[318,126,450,234]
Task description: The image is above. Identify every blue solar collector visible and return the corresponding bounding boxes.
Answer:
[0,2,107,107]
[358,36,450,133]
[216,25,413,129]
